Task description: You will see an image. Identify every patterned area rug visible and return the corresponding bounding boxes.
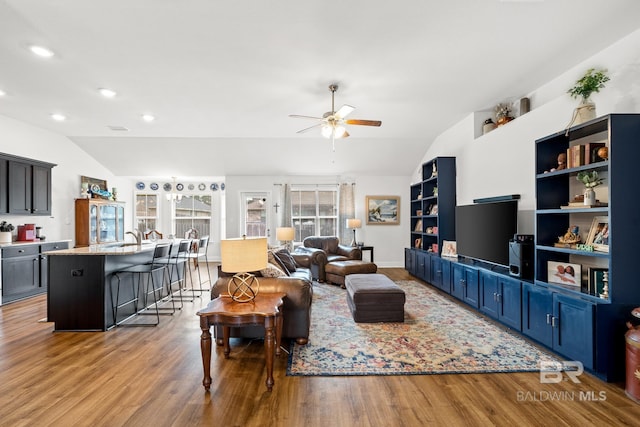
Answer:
[287,280,557,376]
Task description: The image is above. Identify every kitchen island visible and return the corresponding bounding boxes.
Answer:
[47,242,169,331]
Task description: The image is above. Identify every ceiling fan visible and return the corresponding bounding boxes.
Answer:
[290,84,382,150]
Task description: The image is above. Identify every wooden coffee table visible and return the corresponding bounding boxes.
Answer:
[196,293,286,391]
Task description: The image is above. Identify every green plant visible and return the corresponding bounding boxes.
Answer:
[577,170,603,188]
[0,221,15,232]
[567,68,610,101]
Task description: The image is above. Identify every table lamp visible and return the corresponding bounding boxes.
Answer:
[347,218,362,247]
[276,227,295,251]
[221,236,267,302]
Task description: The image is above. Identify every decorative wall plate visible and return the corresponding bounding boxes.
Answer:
[150,182,159,191]
[163,183,172,191]
[176,183,184,191]
[210,183,218,191]
[188,183,195,191]
[136,182,145,190]
[198,183,206,191]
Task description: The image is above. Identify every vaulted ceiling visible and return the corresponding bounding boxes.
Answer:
[1,1,639,177]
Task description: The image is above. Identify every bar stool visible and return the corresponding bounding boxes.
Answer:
[154,239,192,304]
[186,235,212,295]
[110,243,171,327]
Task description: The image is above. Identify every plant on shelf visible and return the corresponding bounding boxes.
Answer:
[0,221,15,232]
[567,68,610,125]
[577,170,604,206]
[494,103,514,126]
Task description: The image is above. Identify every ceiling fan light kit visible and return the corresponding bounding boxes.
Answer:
[290,84,381,150]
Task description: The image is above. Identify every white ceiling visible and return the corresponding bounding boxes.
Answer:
[1,0,639,178]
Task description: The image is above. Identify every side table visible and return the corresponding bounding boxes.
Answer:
[359,245,374,263]
[196,292,286,391]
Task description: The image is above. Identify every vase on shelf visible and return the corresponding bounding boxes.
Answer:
[0,231,12,243]
[574,98,596,125]
[584,187,596,206]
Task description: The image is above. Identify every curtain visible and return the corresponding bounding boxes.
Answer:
[282,184,292,227]
[338,183,355,244]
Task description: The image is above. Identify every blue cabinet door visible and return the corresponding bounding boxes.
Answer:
[498,276,522,331]
[522,283,553,347]
[431,256,449,291]
[416,251,431,283]
[440,258,451,294]
[463,267,479,308]
[450,263,465,301]
[405,249,416,275]
[553,294,595,370]
[480,271,499,318]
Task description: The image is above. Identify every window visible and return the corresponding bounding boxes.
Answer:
[135,194,158,233]
[173,195,212,238]
[242,193,268,237]
[291,186,337,241]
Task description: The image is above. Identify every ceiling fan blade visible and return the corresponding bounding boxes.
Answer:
[289,114,324,120]
[335,104,355,119]
[345,119,382,127]
[296,122,324,134]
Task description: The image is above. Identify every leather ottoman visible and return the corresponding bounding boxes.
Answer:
[325,260,377,287]
[345,274,405,323]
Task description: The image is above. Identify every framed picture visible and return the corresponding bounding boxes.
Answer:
[366,196,400,225]
[547,261,581,287]
[588,267,608,296]
[586,216,609,253]
[442,240,457,258]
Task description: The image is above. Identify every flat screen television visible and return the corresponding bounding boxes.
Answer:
[455,200,518,267]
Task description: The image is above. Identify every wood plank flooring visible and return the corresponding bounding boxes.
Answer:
[1,267,639,426]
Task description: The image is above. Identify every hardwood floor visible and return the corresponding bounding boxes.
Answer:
[1,267,639,426]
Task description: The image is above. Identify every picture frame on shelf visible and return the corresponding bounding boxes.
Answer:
[586,216,609,253]
[547,261,581,287]
[366,195,400,225]
[442,240,457,258]
[588,267,608,296]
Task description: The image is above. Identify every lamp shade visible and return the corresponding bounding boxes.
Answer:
[346,218,362,229]
[220,237,267,273]
[276,227,295,241]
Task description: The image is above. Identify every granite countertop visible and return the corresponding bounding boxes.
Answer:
[0,239,72,249]
[47,242,158,256]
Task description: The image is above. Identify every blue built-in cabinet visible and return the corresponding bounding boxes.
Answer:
[406,115,640,382]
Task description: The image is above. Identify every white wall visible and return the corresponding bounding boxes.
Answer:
[0,114,131,245]
[417,28,640,235]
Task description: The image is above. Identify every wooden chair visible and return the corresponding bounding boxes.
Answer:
[144,230,163,241]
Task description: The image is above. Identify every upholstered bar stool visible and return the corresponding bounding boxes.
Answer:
[186,235,212,295]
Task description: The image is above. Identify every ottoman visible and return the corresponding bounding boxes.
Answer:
[345,274,405,323]
[325,260,377,287]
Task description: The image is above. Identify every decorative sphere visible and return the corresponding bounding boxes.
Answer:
[597,146,609,160]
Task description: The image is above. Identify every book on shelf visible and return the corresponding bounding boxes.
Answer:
[566,142,607,168]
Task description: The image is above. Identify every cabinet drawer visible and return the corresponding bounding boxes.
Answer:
[2,245,40,258]
[40,242,69,252]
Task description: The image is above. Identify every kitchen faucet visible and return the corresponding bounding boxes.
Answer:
[126,229,143,245]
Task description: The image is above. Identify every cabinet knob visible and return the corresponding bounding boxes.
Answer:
[546,314,552,324]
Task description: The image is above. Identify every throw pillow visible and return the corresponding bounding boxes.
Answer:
[275,248,297,273]
[260,262,287,278]
[268,250,290,275]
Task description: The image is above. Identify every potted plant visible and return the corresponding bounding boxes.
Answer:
[0,221,15,243]
[577,170,604,206]
[567,68,610,125]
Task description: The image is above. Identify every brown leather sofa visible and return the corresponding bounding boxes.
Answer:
[211,254,313,345]
[296,236,362,282]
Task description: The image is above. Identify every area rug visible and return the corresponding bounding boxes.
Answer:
[287,280,557,376]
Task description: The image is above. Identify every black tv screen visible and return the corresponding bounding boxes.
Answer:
[455,200,518,267]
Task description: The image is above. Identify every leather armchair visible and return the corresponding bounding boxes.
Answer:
[298,236,361,282]
[211,264,313,345]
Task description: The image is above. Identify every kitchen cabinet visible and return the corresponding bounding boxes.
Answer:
[0,241,69,304]
[75,199,125,247]
[0,152,55,216]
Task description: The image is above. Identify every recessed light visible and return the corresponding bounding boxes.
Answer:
[0,89,6,97]
[51,113,66,121]
[29,45,55,58]
[141,114,155,122]
[98,88,117,98]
